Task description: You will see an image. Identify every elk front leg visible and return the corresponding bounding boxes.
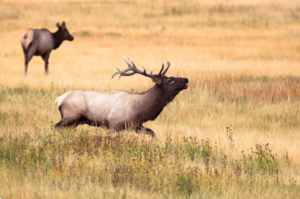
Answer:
[42,52,51,75]
[136,125,157,139]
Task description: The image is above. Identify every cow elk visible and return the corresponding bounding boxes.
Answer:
[54,56,189,138]
[20,21,74,75]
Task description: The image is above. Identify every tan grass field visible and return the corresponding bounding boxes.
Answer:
[1,0,300,198]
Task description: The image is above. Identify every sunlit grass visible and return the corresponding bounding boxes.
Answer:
[0,128,298,198]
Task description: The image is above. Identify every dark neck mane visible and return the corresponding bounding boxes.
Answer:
[52,30,64,49]
[134,85,176,123]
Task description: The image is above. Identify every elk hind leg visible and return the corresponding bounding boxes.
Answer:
[54,106,81,129]
[21,46,29,75]
[24,42,37,75]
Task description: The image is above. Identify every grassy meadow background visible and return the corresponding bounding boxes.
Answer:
[1,0,300,198]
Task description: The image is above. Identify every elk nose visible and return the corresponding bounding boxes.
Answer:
[184,78,189,83]
[69,36,74,41]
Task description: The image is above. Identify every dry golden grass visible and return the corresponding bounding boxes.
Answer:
[1,0,300,198]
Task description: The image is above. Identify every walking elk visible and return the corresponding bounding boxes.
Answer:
[55,56,188,138]
[20,21,74,75]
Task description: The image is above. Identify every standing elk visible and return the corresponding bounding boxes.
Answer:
[54,56,189,138]
[20,21,74,75]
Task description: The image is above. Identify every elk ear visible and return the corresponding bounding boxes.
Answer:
[61,21,66,30]
[151,77,162,85]
[56,23,61,28]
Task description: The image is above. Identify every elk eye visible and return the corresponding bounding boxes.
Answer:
[168,80,175,84]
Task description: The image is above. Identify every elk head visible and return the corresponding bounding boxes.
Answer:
[112,56,188,102]
[56,21,74,41]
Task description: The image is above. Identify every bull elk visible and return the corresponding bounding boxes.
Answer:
[20,21,74,75]
[54,56,189,138]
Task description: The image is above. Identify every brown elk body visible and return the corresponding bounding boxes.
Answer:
[20,21,74,75]
[54,56,188,138]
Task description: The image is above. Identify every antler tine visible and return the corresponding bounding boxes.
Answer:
[150,67,153,75]
[161,60,170,76]
[127,56,137,68]
[112,70,136,79]
[111,73,117,79]
[122,54,133,68]
[158,60,165,76]
[142,66,148,75]
[111,66,121,79]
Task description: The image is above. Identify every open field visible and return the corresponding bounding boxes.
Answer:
[1,0,300,198]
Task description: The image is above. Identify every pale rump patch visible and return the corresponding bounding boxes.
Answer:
[55,91,72,107]
[20,29,34,51]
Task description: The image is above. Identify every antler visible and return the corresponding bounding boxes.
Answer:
[111,55,170,80]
